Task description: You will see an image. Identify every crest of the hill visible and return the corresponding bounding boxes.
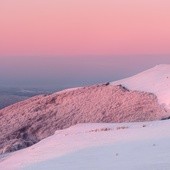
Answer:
[0,83,168,154]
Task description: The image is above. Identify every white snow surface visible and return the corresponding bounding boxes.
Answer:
[111,64,170,108]
[1,120,170,170]
[1,65,170,170]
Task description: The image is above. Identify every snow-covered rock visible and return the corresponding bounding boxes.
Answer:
[0,84,167,154]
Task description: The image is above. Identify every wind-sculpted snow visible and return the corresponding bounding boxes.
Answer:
[0,84,168,154]
[112,64,170,108]
[1,121,170,170]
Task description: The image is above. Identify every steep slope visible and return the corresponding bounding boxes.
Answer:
[111,64,170,108]
[1,120,170,170]
[0,84,168,154]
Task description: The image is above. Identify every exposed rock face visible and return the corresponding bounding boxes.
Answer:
[0,84,168,154]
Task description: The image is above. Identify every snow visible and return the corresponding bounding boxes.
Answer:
[1,120,170,170]
[1,64,170,170]
[111,64,170,109]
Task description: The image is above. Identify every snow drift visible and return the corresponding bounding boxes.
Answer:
[1,120,170,170]
[112,64,170,108]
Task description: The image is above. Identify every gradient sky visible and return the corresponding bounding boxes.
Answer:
[0,0,170,89]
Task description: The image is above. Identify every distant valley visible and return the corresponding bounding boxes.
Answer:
[0,87,58,109]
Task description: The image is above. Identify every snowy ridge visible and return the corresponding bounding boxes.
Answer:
[112,64,170,108]
[1,83,167,154]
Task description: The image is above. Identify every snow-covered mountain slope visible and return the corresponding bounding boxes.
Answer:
[1,120,170,170]
[1,65,170,169]
[0,84,168,154]
[111,64,170,108]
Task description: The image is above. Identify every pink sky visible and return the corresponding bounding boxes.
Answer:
[0,0,170,56]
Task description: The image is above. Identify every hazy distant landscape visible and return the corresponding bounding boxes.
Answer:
[0,86,59,109]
